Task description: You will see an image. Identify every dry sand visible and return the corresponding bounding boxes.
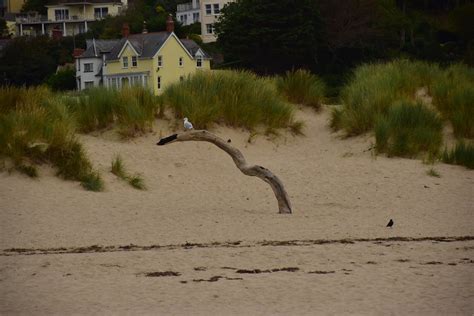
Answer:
[1,107,473,315]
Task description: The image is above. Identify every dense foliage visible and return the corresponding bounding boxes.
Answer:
[216,0,474,75]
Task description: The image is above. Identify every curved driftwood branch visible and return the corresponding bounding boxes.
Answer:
[157,130,292,214]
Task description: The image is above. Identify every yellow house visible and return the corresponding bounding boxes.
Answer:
[103,18,211,95]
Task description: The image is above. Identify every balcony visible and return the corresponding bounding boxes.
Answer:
[177,2,199,12]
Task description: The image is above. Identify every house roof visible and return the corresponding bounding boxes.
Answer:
[79,39,120,58]
[181,39,211,59]
[107,32,171,60]
[106,32,211,61]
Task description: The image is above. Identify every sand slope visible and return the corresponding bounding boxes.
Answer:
[1,107,473,315]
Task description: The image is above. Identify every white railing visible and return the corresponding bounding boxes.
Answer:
[177,2,199,12]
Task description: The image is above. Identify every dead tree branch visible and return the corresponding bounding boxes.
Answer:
[157,130,292,214]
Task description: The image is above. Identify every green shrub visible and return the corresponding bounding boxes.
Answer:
[275,69,326,110]
[442,141,474,169]
[374,100,443,158]
[333,59,440,135]
[430,63,474,138]
[163,70,295,130]
[46,68,76,91]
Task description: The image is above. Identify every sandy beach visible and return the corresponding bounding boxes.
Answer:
[1,107,473,315]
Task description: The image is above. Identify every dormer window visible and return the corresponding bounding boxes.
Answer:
[179,57,183,67]
[196,56,202,68]
[122,56,128,68]
[157,55,163,67]
[132,56,137,67]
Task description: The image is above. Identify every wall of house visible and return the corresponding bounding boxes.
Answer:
[76,57,103,90]
[151,35,210,95]
[200,0,232,43]
[104,44,154,90]
[7,0,25,13]
[46,3,122,21]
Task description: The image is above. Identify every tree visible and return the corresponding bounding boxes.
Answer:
[46,68,76,91]
[215,0,323,74]
[21,0,48,14]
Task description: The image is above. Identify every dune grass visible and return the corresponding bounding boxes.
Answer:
[0,86,103,191]
[111,155,146,190]
[430,64,474,138]
[66,86,158,138]
[374,100,443,158]
[275,69,326,110]
[442,141,474,169]
[331,59,440,135]
[163,70,295,130]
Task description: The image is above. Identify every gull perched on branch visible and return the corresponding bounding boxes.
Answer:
[183,117,193,130]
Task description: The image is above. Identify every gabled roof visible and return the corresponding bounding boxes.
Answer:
[79,39,120,58]
[107,32,171,60]
[105,32,211,61]
[181,39,211,59]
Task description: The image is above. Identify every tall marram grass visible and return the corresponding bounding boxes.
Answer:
[275,69,326,110]
[163,70,295,130]
[430,64,474,138]
[332,59,440,135]
[375,100,443,158]
[442,141,474,169]
[0,86,103,191]
[66,86,158,137]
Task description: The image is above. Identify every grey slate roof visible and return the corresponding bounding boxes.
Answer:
[181,39,211,59]
[79,39,120,58]
[106,32,171,60]
[105,32,211,61]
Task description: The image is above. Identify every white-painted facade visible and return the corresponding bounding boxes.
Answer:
[76,56,103,90]
[176,0,200,26]
[199,0,232,43]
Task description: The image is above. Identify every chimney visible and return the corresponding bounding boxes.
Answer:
[122,23,130,38]
[166,14,174,33]
[142,21,148,34]
[72,48,85,58]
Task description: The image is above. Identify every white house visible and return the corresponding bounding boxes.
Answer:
[176,0,200,26]
[76,39,120,90]
[176,0,233,43]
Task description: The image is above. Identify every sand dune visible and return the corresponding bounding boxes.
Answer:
[1,107,473,315]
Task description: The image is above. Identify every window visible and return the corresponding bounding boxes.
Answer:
[157,55,163,67]
[84,63,93,72]
[193,12,199,22]
[179,57,183,67]
[77,60,80,71]
[122,56,128,68]
[84,81,94,89]
[94,7,108,19]
[206,23,214,34]
[213,3,220,14]
[157,76,162,90]
[132,56,137,67]
[205,4,211,15]
[55,9,69,21]
[196,56,202,68]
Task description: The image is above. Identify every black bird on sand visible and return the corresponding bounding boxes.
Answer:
[386,219,394,228]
